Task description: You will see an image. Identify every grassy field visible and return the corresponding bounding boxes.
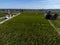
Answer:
[0,13,7,17]
[51,19,60,28]
[0,11,59,45]
[50,10,60,28]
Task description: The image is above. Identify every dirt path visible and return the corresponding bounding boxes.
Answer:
[0,13,21,24]
[48,20,60,35]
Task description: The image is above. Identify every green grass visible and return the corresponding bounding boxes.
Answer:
[0,13,7,22]
[0,13,6,17]
[0,11,59,45]
[50,10,60,28]
[51,19,60,28]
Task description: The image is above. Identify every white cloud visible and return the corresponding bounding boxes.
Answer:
[43,4,60,9]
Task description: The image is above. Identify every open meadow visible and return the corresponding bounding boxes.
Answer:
[0,11,59,45]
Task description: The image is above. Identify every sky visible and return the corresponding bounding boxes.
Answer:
[0,0,60,9]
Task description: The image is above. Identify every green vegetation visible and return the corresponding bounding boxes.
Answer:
[51,10,60,28]
[0,13,6,17]
[51,19,60,28]
[0,11,59,45]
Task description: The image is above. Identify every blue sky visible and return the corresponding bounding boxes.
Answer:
[0,0,60,9]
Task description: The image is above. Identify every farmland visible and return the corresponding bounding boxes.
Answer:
[0,11,59,45]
